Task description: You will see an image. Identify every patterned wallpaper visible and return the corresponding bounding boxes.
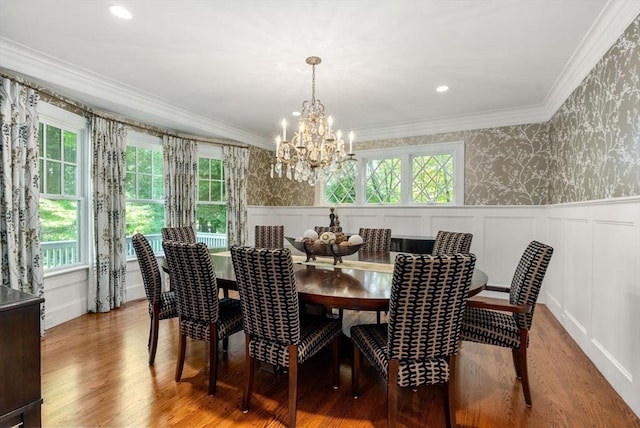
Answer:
[357,124,551,206]
[548,14,640,204]
[247,146,314,206]
[250,123,551,206]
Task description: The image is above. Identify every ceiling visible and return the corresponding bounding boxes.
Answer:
[1,1,640,149]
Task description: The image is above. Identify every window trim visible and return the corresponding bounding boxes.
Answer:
[318,141,465,206]
[38,102,90,270]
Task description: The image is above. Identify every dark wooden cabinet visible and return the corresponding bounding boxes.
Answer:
[390,235,435,254]
[0,286,43,428]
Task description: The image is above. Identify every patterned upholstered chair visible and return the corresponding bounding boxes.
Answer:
[161,226,196,242]
[351,253,476,428]
[162,241,243,395]
[432,230,473,254]
[358,227,392,253]
[254,225,284,249]
[230,246,342,427]
[461,240,553,406]
[314,226,343,234]
[132,233,178,365]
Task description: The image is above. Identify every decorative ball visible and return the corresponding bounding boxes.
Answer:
[348,234,364,245]
[319,231,336,244]
[303,229,319,240]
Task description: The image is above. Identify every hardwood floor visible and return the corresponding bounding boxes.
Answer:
[41,300,639,427]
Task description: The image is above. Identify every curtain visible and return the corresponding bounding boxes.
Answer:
[163,135,197,228]
[0,77,45,327]
[90,116,127,312]
[224,145,249,247]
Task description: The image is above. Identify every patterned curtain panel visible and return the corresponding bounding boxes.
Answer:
[224,145,249,247]
[0,78,45,326]
[163,135,197,229]
[90,116,127,312]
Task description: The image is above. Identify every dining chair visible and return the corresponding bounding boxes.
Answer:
[358,227,392,253]
[162,240,243,395]
[254,225,284,249]
[161,226,196,242]
[230,246,342,427]
[132,233,178,365]
[461,240,553,406]
[356,227,392,323]
[432,230,473,254]
[314,226,343,234]
[351,253,476,428]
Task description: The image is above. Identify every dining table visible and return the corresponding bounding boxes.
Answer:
[210,249,488,312]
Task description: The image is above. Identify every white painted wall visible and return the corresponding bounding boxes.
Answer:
[42,198,640,416]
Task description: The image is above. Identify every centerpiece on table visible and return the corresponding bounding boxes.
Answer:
[286,229,364,265]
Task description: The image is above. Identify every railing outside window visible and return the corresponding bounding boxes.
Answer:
[41,232,228,269]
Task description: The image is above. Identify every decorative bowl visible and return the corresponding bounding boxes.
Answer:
[285,236,364,265]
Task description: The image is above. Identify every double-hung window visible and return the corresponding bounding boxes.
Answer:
[38,104,88,270]
[125,132,164,256]
[322,141,464,206]
[196,145,227,250]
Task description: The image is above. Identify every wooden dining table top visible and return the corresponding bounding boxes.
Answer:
[210,250,488,312]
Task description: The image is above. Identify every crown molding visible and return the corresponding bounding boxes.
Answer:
[542,1,640,119]
[0,37,272,149]
[354,105,550,141]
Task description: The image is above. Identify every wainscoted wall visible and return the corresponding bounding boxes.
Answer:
[248,200,640,416]
[549,14,640,203]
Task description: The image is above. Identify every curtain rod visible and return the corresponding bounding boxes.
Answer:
[0,68,249,149]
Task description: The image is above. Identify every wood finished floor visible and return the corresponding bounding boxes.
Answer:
[41,300,639,427]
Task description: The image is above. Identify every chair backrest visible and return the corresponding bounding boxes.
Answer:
[358,228,392,253]
[387,253,476,361]
[314,226,343,234]
[230,246,300,345]
[255,225,285,249]
[162,241,219,323]
[132,233,161,305]
[161,226,196,243]
[510,241,554,329]
[431,230,474,255]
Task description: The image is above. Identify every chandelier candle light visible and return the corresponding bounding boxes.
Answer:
[271,56,355,184]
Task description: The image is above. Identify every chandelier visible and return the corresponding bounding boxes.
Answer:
[271,56,355,185]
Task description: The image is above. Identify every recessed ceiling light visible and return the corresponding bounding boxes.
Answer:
[109,5,132,20]
[436,85,449,93]
[292,111,301,116]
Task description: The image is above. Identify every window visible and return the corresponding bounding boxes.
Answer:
[38,104,88,270]
[196,145,227,249]
[125,132,164,256]
[322,142,464,205]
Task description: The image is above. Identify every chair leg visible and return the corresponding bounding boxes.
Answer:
[387,359,399,428]
[376,310,381,324]
[512,348,521,378]
[288,345,299,428]
[175,331,186,382]
[518,329,532,406]
[148,305,160,365]
[352,344,361,398]
[332,335,340,389]
[147,317,153,349]
[444,355,457,428]
[242,334,254,413]
[222,337,229,352]
[208,323,218,395]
